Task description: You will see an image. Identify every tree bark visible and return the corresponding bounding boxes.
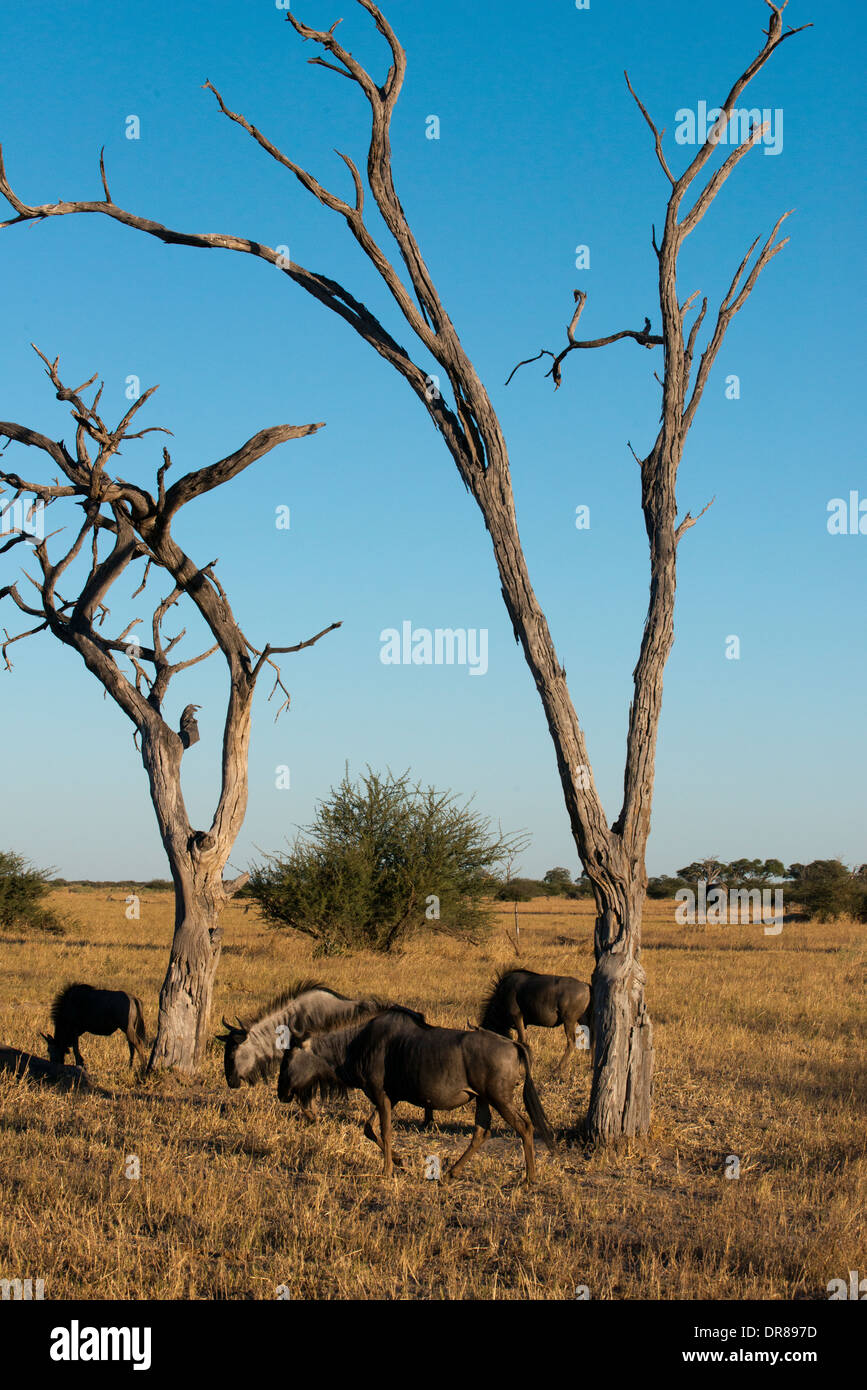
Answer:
[149,869,225,1072]
[589,886,654,1142]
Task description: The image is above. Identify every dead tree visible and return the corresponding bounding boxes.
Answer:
[0,349,339,1072]
[0,1,808,1136]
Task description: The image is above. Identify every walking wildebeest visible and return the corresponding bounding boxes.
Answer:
[278,1006,556,1183]
[0,1045,90,1091]
[480,967,593,1074]
[42,984,148,1073]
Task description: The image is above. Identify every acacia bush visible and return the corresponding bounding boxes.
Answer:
[248,768,517,954]
[0,849,65,934]
[785,860,864,922]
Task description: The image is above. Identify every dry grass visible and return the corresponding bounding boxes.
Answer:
[0,890,864,1300]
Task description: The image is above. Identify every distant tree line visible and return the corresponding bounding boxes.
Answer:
[496,866,594,902]
[647,857,866,922]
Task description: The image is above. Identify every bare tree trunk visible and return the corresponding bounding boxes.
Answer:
[589,885,654,1141]
[139,705,247,1073]
[150,864,225,1072]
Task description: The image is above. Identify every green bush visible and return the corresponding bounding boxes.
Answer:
[0,850,65,934]
[785,859,860,922]
[249,768,518,954]
[647,875,688,899]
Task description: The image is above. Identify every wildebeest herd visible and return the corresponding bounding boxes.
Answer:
[1,968,593,1184]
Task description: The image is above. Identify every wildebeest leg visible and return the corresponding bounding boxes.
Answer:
[491,1097,537,1184]
[362,1107,404,1168]
[421,1104,434,1130]
[377,1092,396,1178]
[445,1098,491,1182]
[514,1014,528,1046]
[557,1021,574,1075]
[72,1038,86,1069]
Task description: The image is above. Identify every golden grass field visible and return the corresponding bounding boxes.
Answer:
[0,889,864,1300]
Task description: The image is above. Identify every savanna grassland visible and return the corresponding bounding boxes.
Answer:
[0,890,864,1300]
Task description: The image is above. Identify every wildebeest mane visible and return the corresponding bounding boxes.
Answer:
[49,982,91,1028]
[253,979,338,1021]
[479,965,520,1033]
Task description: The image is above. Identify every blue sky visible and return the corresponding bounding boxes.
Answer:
[0,0,864,881]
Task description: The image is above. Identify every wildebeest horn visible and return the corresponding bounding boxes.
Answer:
[235,1016,249,1033]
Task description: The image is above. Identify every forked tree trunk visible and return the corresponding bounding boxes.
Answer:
[139,706,251,1073]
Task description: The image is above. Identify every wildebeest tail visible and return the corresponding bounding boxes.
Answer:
[478,968,513,1035]
[516,1043,557,1151]
[132,995,147,1047]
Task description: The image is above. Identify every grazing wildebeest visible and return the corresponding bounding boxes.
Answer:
[219,982,436,1128]
[480,967,593,1074]
[216,980,385,1090]
[278,1006,556,1183]
[42,983,148,1073]
[0,1045,90,1090]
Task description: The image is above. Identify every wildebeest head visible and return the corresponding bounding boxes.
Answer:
[216,1017,255,1088]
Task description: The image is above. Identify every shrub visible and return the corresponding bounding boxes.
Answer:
[785,859,860,922]
[495,877,548,902]
[0,850,65,934]
[248,768,518,954]
[647,875,688,900]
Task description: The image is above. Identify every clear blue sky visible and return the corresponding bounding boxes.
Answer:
[0,0,864,881]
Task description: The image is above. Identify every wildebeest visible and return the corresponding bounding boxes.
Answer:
[480,967,593,1073]
[42,983,148,1073]
[217,980,385,1089]
[220,982,436,1128]
[278,1006,556,1183]
[0,1044,91,1091]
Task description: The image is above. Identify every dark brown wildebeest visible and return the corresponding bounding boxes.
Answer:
[278,1006,556,1183]
[42,983,148,1073]
[479,967,593,1074]
[0,1045,90,1090]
